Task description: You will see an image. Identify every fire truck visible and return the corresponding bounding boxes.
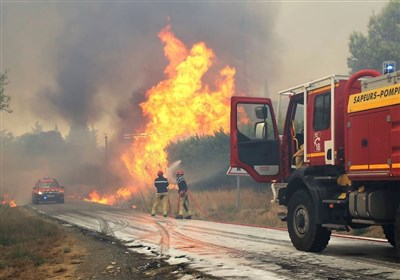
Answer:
[230,62,400,256]
[32,177,65,204]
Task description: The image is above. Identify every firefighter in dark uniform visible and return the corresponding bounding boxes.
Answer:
[151,170,169,217]
[175,170,191,219]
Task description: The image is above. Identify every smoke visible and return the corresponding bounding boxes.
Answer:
[3,2,280,135]
[166,160,182,183]
[116,88,148,136]
[1,2,386,203]
[3,2,387,136]
[0,125,108,205]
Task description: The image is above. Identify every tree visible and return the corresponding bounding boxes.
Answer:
[347,0,400,73]
[166,131,261,190]
[66,123,98,148]
[0,71,12,113]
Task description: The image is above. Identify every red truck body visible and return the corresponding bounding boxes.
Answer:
[230,68,400,255]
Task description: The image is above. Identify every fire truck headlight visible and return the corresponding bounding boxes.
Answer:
[38,191,43,195]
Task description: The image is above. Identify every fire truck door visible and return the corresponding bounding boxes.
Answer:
[285,95,304,170]
[307,92,332,166]
[230,97,281,182]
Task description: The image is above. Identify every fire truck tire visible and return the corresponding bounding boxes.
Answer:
[287,189,331,252]
[382,224,395,247]
[395,205,400,257]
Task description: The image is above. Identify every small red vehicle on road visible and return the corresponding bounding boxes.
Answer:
[32,177,64,204]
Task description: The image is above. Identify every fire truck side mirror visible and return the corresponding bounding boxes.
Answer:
[255,106,268,120]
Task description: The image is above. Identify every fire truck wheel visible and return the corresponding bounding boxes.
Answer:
[395,205,400,257]
[287,189,331,252]
[382,224,395,247]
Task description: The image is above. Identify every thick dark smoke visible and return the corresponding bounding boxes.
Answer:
[1,2,387,205]
[3,2,387,138]
[1,2,280,204]
[28,2,280,132]
[116,89,148,137]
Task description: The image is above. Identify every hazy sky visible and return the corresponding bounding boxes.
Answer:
[0,1,387,141]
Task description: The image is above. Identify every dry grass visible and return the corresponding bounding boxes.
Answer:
[137,187,288,228]
[138,187,385,238]
[0,206,86,280]
[186,188,287,228]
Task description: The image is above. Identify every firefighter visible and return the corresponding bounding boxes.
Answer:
[175,170,191,219]
[151,170,169,217]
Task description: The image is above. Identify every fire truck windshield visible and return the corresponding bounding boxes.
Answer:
[39,182,60,188]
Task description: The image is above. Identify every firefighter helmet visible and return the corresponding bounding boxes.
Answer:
[157,170,163,176]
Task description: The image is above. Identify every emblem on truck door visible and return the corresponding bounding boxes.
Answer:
[313,132,321,152]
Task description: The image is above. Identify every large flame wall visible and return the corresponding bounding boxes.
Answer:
[121,24,236,188]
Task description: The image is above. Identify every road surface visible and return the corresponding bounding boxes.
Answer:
[30,199,400,280]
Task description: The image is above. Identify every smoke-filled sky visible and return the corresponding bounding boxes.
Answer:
[1,1,387,141]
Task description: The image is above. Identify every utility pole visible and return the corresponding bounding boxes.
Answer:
[105,134,108,187]
[236,175,240,209]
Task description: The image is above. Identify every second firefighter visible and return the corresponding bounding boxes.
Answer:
[175,170,191,219]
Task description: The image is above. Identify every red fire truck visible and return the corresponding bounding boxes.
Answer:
[230,62,400,256]
[32,177,65,204]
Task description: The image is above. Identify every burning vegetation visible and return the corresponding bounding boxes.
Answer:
[0,192,17,208]
[85,24,236,205]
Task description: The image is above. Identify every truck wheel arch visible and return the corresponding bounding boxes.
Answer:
[286,178,308,205]
[286,167,333,224]
[285,168,310,202]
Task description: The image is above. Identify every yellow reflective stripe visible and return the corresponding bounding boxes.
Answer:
[350,164,392,170]
[307,152,325,158]
[349,165,369,170]
[348,84,400,113]
[369,164,390,169]
[392,163,400,169]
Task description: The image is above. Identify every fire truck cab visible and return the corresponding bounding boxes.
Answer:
[230,64,400,255]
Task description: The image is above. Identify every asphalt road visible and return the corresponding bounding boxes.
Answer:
[30,198,400,280]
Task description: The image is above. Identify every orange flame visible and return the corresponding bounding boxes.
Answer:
[84,186,135,205]
[122,23,235,188]
[1,193,17,207]
[86,23,236,205]
[9,200,17,207]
